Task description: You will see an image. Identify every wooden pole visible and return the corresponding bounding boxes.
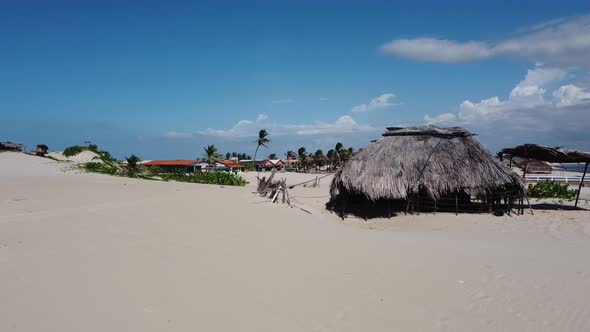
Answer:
[455,193,458,215]
[524,194,534,215]
[521,167,527,214]
[575,162,588,208]
[387,200,391,219]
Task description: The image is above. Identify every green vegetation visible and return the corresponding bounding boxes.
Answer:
[125,154,141,176]
[527,181,578,200]
[224,152,251,160]
[63,145,86,157]
[253,129,270,161]
[63,144,117,164]
[161,170,247,186]
[80,162,119,175]
[203,145,220,165]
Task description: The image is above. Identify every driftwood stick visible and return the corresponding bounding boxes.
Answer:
[271,186,281,203]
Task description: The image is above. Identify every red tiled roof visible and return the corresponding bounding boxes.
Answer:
[144,160,201,166]
[217,160,245,168]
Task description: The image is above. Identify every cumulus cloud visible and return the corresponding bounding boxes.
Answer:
[381,15,590,67]
[352,93,399,112]
[553,84,590,107]
[423,66,590,150]
[197,114,378,138]
[426,66,589,125]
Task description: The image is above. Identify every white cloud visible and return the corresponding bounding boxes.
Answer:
[424,112,457,125]
[293,115,373,135]
[553,84,590,107]
[256,113,268,122]
[165,131,193,138]
[352,93,398,112]
[198,114,378,138]
[423,66,590,150]
[198,119,255,137]
[381,38,492,63]
[510,67,567,98]
[271,98,294,104]
[381,15,590,67]
[424,66,579,126]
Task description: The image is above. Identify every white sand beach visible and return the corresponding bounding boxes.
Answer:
[2,152,590,331]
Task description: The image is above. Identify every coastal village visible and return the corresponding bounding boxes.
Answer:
[2,125,589,215]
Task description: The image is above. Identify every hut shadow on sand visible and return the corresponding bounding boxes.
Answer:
[327,126,525,219]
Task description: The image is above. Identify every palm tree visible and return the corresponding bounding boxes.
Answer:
[268,153,277,159]
[125,154,141,176]
[313,149,325,170]
[297,147,307,172]
[203,145,219,171]
[326,149,336,171]
[334,142,344,167]
[286,150,297,159]
[253,129,271,161]
[297,147,306,159]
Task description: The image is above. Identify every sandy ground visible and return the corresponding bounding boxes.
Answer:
[2,152,590,331]
[47,150,103,163]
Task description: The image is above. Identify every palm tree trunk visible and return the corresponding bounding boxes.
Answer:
[254,144,260,175]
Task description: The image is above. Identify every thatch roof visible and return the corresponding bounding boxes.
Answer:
[331,125,524,201]
[511,157,552,174]
[500,144,590,163]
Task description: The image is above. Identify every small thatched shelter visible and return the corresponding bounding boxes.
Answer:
[500,144,590,208]
[510,157,552,174]
[329,126,525,218]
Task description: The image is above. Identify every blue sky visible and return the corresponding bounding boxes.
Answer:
[2,0,590,159]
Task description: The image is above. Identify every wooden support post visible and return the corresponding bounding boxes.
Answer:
[387,200,391,219]
[455,193,458,215]
[524,194,534,215]
[575,162,588,208]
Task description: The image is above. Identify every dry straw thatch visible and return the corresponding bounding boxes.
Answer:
[330,126,524,216]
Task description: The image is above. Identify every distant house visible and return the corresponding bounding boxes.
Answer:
[143,160,202,173]
[241,159,285,171]
[0,142,24,152]
[36,144,49,157]
[262,159,285,169]
[240,160,265,168]
[143,159,245,173]
[216,160,245,172]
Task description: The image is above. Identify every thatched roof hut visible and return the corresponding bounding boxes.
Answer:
[329,126,524,217]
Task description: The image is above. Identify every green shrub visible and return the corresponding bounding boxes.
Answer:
[80,162,119,175]
[161,171,247,186]
[63,144,118,164]
[527,181,578,200]
[63,145,86,157]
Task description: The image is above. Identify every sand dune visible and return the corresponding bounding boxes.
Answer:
[1,152,590,331]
